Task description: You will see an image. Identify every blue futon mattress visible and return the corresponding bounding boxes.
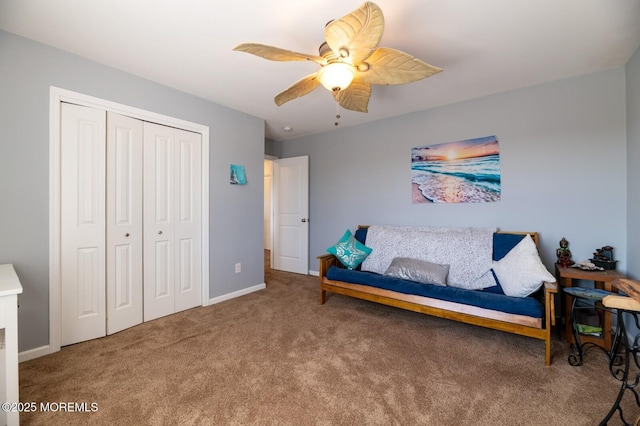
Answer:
[325,266,544,318]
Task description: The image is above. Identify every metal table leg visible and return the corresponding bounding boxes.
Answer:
[600,311,640,425]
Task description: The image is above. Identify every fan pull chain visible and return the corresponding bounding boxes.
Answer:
[334,102,341,127]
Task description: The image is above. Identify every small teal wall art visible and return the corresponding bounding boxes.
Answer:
[230,164,247,185]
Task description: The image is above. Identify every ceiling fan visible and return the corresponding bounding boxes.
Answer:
[233,1,442,114]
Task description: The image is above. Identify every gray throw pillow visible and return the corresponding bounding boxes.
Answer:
[383,257,449,286]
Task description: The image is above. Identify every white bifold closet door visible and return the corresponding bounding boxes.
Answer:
[106,112,144,335]
[61,103,109,346]
[60,103,202,346]
[143,122,202,322]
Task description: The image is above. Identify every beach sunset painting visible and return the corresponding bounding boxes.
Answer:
[411,136,501,203]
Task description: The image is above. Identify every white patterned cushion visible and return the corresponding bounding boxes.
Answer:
[492,234,556,297]
[361,225,496,290]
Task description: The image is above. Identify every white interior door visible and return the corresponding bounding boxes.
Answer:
[143,123,202,320]
[51,87,210,353]
[61,109,202,341]
[106,112,143,334]
[272,156,309,274]
[60,103,107,346]
[143,122,175,321]
[174,128,202,313]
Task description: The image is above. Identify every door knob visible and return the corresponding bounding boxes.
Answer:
[125,233,130,237]
[301,218,306,223]
[158,230,163,235]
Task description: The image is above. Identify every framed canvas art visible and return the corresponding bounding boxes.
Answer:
[411,136,501,203]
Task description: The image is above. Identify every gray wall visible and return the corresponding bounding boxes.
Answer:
[265,138,282,158]
[627,46,640,279]
[0,31,265,352]
[279,69,628,274]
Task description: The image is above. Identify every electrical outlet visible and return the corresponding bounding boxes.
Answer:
[235,263,241,273]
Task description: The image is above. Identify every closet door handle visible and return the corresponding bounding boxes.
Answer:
[125,233,130,237]
[158,230,163,235]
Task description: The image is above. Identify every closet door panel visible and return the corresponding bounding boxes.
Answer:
[106,112,143,334]
[143,122,175,321]
[60,103,107,346]
[174,130,202,312]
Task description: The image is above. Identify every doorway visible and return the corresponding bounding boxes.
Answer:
[264,157,274,271]
[49,87,210,353]
[269,156,309,275]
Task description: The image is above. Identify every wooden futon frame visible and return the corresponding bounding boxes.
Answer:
[318,228,558,365]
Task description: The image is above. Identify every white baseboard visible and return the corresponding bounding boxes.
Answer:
[19,345,50,363]
[209,283,266,305]
[309,270,319,277]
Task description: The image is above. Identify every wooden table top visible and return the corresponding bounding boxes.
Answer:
[556,264,625,282]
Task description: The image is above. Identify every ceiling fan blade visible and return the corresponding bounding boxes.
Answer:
[233,43,325,64]
[325,2,384,64]
[332,80,372,113]
[357,47,442,85]
[274,73,322,106]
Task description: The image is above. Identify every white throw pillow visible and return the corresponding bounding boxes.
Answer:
[492,234,556,298]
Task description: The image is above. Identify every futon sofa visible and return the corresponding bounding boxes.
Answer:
[318,225,558,365]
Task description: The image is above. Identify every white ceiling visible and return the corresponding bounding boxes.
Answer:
[1,1,639,141]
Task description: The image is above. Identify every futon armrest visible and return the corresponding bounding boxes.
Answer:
[544,281,558,293]
[543,280,558,327]
[317,254,335,261]
[317,254,341,278]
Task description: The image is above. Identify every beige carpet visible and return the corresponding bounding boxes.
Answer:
[18,252,639,425]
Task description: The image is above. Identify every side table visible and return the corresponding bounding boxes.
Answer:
[563,287,620,366]
[556,265,625,352]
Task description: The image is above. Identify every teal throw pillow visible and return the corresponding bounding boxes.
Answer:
[327,229,373,270]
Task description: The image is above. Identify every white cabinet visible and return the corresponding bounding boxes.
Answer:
[0,264,23,426]
[60,103,202,346]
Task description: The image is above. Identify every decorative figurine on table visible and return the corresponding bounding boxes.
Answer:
[556,237,574,267]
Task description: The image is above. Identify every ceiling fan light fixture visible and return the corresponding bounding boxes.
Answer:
[234,2,442,112]
[317,62,356,92]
